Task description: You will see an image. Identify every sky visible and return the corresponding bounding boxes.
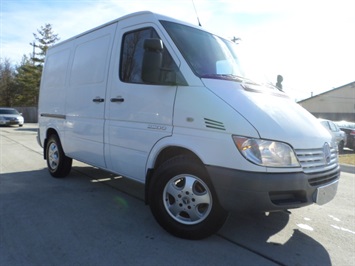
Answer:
[1,0,354,101]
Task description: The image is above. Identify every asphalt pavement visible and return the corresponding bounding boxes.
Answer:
[1,124,354,266]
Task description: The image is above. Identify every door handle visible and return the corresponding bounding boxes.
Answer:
[110,97,124,103]
[92,97,104,103]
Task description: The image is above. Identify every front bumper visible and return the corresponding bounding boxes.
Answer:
[206,165,340,212]
[0,118,23,126]
[0,120,20,125]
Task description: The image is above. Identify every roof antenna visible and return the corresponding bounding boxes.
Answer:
[192,0,202,26]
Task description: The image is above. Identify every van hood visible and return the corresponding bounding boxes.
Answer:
[202,79,332,149]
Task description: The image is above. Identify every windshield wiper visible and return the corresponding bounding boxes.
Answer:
[200,74,244,82]
[200,74,265,87]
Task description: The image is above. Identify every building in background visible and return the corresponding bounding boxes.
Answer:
[298,81,355,122]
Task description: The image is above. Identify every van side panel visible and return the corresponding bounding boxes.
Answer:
[63,23,117,168]
[38,47,72,146]
[40,48,71,112]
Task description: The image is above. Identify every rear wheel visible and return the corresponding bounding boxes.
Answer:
[46,134,72,178]
[149,155,228,239]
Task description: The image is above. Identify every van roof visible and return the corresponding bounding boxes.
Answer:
[50,11,200,48]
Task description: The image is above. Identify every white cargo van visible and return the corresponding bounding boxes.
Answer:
[38,11,340,239]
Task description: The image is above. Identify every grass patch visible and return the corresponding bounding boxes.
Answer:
[339,154,355,165]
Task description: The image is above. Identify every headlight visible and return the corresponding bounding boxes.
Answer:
[233,136,300,167]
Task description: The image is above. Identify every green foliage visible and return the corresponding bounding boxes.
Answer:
[0,58,17,106]
[14,56,42,106]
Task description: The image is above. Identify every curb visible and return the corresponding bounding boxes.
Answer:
[340,164,355,174]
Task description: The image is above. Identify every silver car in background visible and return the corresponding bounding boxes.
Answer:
[0,108,24,127]
[335,121,355,151]
[319,119,347,153]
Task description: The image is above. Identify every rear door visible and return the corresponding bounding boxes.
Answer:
[105,22,180,181]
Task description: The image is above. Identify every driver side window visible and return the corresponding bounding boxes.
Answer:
[120,27,178,84]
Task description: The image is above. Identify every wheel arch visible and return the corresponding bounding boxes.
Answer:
[145,145,204,205]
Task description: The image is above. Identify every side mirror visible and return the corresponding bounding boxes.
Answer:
[142,39,163,84]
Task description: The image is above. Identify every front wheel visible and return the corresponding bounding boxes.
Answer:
[149,155,228,239]
[338,141,344,154]
[46,134,72,178]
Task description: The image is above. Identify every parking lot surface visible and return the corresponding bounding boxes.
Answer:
[1,124,354,265]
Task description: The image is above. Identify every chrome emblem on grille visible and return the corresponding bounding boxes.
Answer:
[323,142,331,165]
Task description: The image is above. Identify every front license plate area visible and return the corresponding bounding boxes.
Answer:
[315,180,339,205]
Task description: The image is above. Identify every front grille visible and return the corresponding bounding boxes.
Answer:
[5,117,17,121]
[295,147,339,186]
[307,167,339,186]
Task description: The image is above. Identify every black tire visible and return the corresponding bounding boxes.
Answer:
[149,155,228,240]
[338,141,344,154]
[46,134,72,178]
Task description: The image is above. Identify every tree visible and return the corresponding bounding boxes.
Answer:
[0,58,16,106]
[30,23,60,65]
[0,24,59,107]
[14,55,42,106]
[13,23,60,106]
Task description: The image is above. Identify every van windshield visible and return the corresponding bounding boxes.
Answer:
[160,20,245,81]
